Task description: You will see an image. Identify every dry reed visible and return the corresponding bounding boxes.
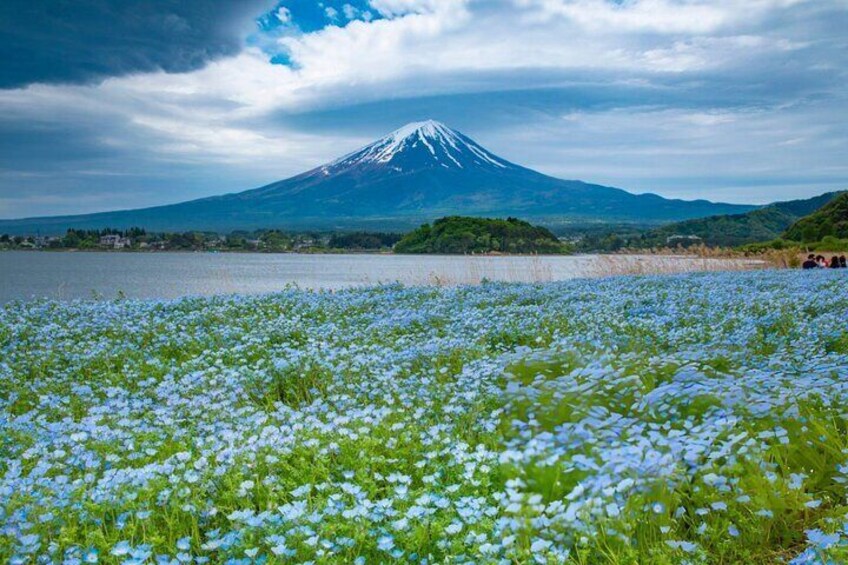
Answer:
[397,254,764,287]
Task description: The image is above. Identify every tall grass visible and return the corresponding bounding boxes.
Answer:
[399,254,762,286]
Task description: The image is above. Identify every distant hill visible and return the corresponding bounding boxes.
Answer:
[642,191,843,247]
[0,120,755,235]
[783,192,848,242]
[394,216,569,254]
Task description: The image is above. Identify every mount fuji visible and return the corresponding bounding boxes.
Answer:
[0,120,755,234]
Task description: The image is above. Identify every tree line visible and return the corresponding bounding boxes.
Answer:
[0,228,402,252]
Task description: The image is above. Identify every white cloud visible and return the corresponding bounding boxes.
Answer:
[514,0,810,33]
[514,0,729,33]
[368,0,448,17]
[342,3,359,20]
[275,6,292,24]
[491,102,848,203]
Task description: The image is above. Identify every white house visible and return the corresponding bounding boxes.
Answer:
[99,234,131,249]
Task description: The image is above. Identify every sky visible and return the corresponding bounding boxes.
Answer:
[1,0,847,218]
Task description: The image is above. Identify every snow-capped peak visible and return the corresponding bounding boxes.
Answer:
[326,120,512,172]
[391,119,454,140]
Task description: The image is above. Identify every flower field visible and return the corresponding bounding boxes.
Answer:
[2,270,848,564]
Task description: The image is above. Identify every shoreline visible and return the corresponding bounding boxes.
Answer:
[0,248,573,256]
[0,247,774,258]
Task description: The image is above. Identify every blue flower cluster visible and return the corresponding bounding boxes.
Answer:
[1,270,847,563]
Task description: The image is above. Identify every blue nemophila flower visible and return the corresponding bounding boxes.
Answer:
[377,535,395,552]
[445,522,463,535]
[530,538,552,553]
[269,543,293,557]
[666,540,698,553]
[806,529,840,550]
[18,534,40,553]
[110,541,131,557]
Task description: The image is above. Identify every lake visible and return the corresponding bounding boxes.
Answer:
[0,251,759,303]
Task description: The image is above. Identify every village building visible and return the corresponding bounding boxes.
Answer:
[99,234,131,249]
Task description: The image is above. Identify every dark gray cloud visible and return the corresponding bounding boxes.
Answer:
[0,105,282,218]
[0,0,273,88]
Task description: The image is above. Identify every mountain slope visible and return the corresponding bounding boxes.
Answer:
[783,192,848,242]
[642,191,844,247]
[0,120,756,235]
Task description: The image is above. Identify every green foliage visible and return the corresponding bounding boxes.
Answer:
[740,236,848,253]
[327,231,401,250]
[571,192,845,251]
[566,223,651,252]
[647,206,798,247]
[245,358,332,409]
[394,216,571,254]
[784,193,848,242]
[0,228,405,253]
[739,238,800,252]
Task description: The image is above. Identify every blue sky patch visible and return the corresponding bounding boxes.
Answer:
[252,1,383,66]
[257,1,381,34]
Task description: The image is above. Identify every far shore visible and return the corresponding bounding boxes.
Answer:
[0,245,830,260]
[0,247,746,257]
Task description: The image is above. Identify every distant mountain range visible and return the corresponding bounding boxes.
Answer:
[0,120,757,235]
[644,191,844,247]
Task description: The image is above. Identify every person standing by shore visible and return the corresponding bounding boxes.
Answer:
[802,254,818,269]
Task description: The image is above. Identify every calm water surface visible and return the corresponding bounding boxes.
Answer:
[0,251,751,302]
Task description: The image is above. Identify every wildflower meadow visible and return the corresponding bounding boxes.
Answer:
[2,270,848,564]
